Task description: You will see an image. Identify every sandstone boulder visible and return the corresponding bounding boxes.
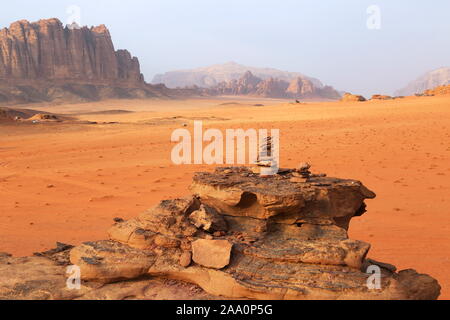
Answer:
[189,205,228,232]
[192,240,233,269]
[190,167,376,228]
[108,198,201,250]
[179,251,193,268]
[69,241,156,283]
[0,249,215,300]
[341,93,367,102]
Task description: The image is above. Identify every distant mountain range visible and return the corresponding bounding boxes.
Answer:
[152,62,326,89]
[396,67,450,96]
[152,62,341,100]
[203,71,341,100]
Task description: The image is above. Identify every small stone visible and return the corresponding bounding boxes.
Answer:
[113,217,125,223]
[69,240,156,283]
[189,205,227,232]
[213,231,226,237]
[179,251,192,268]
[192,239,233,269]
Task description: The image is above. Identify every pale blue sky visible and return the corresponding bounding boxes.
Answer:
[2,0,450,96]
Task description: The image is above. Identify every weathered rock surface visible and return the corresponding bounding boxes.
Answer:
[0,18,196,104]
[190,167,375,228]
[0,250,216,300]
[69,241,156,283]
[189,205,228,232]
[0,18,142,83]
[1,166,441,300]
[192,240,233,269]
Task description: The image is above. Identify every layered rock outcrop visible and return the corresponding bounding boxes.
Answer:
[0,18,143,83]
[208,71,341,100]
[0,18,198,104]
[1,165,440,300]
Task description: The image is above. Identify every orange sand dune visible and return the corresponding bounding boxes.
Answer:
[0,96,449,299]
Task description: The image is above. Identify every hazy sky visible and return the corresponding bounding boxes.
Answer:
[2,0,450,96]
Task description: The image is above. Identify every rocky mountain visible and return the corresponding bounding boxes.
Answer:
[152,61,324,89]
[0,18,143,83]
[206,71,341,100]
[395,67,450,96]
[0,18,189,104]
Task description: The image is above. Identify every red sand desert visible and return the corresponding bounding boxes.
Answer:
[0,96,449,299]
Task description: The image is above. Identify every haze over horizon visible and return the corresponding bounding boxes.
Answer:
[2,0,450,96]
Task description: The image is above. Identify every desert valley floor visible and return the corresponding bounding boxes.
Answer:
[0,96,449,299]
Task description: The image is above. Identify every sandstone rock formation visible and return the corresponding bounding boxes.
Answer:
[0,106,67,122]
[208,71,341,100]
[0,166,440,300]
[0,18,194,104]
[0,252,215,300]
[0,18,142,83]
[341,93,367,102]
[192,239,233,269]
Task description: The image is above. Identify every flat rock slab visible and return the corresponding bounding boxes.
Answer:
[146,247,441,300]
[0,254,216,300]
[190,167,376,224]
[244,238,370,269]
[192,239,233,269]
[70,241,156,283]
